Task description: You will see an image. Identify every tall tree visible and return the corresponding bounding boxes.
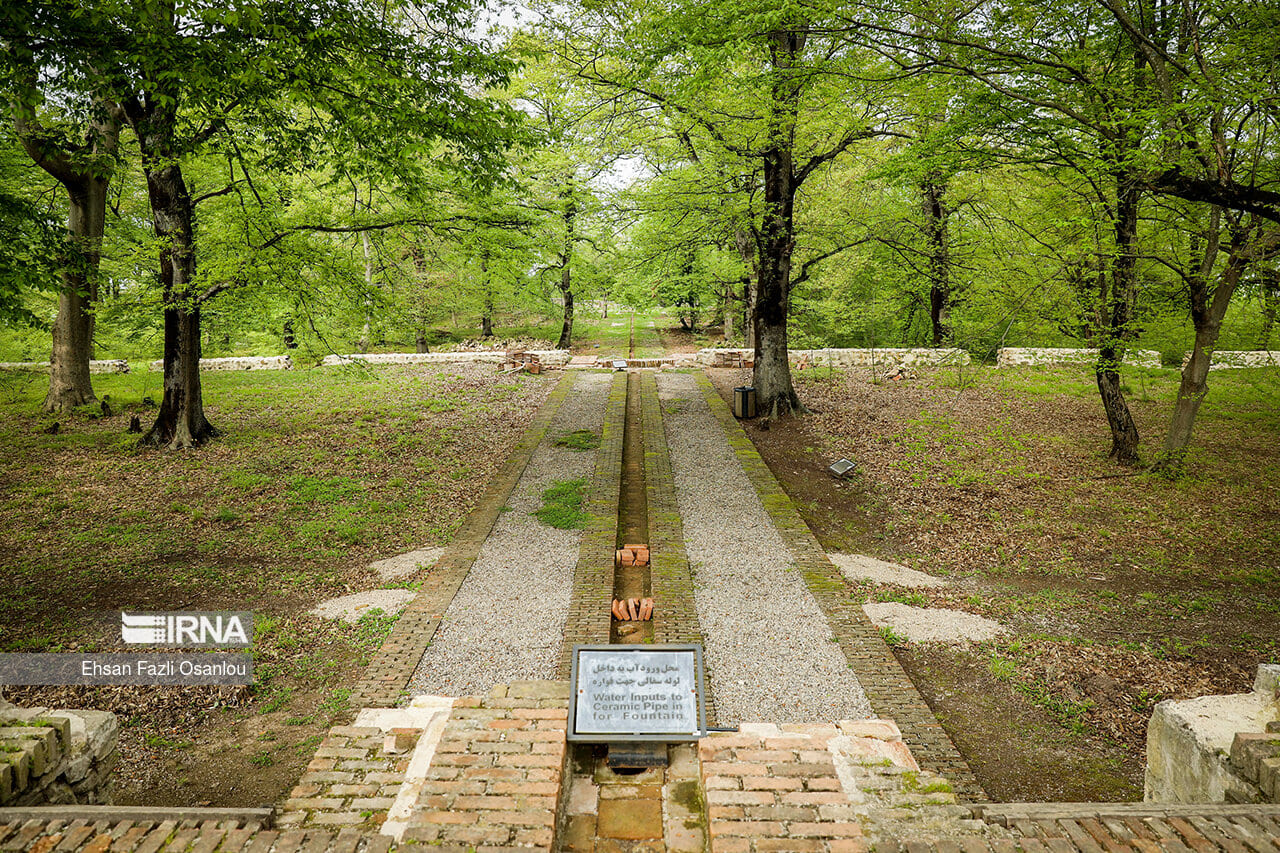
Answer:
[3,1,122,411]
[553,0,903,417]
[1153,211,1280,473]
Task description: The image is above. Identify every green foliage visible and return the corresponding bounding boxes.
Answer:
[554,429,601,451]
[532,478,589,529]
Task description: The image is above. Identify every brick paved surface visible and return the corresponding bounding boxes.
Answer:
[0,816,397,852]
[277,726,413,831]
[403,681,570,852]
[701,726,867,853]
[693,372,984,802]
[885,803,1280,852]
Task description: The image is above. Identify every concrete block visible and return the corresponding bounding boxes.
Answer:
[1145,664,1280,803]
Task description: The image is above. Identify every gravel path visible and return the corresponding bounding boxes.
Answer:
[406,372,611,696]
[657,373,872,723]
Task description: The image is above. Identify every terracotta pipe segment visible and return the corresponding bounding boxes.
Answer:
[639,598,653,620]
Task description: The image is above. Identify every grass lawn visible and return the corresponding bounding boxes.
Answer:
[0,362,554,806]
[717,363,1280,802]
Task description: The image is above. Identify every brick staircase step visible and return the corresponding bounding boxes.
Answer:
[0,805,274,826]
[975,802,1280,827]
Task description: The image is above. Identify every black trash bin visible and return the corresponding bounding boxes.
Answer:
[733,386,757,419]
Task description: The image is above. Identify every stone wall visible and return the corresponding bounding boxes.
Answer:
[0,360,129,374]
[0,703,118,806]
[996,347,1162,368]
[321,350,571,368]
[696,348,970,369]
[1146,664,1280,803]
[1191,351,1280,370]
[147,355,293,372]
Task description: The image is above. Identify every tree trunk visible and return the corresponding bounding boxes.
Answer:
[922,177,951,346]
[557,264,574,349]
[356,232,374,352]
[751,30,806,419]
[480,253,493,338]
[723,283,735,340]
[1258,270,1278,350]
[44,176,108,412]
[1155,220,1275,474]
[14,103,119,413]
[415,330,430,353]
[1095,174,1142,465]
[139,161,218,449]
[734,229,757,348]
[556,191,576,350]
[283,320,297,349]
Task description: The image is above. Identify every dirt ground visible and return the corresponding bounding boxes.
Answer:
[711,363,1279,802]
[0,363,553,806]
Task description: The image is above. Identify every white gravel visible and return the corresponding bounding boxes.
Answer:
[657,373,872,723]
[406,372,611,697]
[311,589,418,623]
[827,553,948,588]
[862,602,1009,643]
[370,547,445,582]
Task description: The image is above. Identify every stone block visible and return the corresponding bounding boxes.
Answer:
[597,798,664,839]
[1259,756,1280,800]
[1231,732,1280,783]
[837,720,902,742]
[48,709,118,760]
[996,347,1161,368]
[1256,665,1280,695]
[149,355,293,371]
[5,749,30,791]
[1145,664,1280,802]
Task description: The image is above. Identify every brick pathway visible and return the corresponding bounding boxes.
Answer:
[883,803,1280,852]
[0,816,393,852]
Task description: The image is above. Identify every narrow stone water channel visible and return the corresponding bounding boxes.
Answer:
[611,371,653,645]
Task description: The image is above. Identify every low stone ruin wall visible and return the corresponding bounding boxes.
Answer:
[996,347,1162,368]
[0,360,130,375]
[1195,351,1280,370]
[697,347,970,368]
[147,355,293,372]
[1145,664,1280,804]
[0,702,118,806]
[320,350,572,368]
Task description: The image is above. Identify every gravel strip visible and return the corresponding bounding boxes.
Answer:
[406,372,611,696]
[657,372,872,723]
